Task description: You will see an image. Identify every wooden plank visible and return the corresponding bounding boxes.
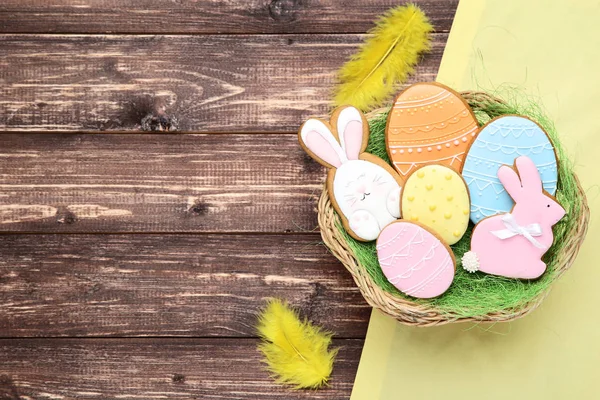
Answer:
[0,0,458,34]
[0,338,363,399]
[0,233,370,338]
[0,133,331,233]
[0,33,446,132]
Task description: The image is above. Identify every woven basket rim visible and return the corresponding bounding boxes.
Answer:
[317,92,591,327]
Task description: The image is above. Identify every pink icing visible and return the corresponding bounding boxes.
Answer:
[470,156,565,279]
[303,129,343,168]
[342,120,363,160]
[471,216,550,279]
[376,221,455,298]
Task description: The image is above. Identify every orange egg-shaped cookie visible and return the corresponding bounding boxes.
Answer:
[385,82,478,181]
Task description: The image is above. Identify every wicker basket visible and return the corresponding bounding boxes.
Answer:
[317,92,591,326]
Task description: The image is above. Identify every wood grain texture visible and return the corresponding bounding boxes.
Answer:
[0,33,446,132]
[0,0,458,34]
[0,233,370,338]
[0,338,363,399]
[0,1,460,395]
[0,133,330,233]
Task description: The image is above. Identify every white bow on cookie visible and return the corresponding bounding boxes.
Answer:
[491,213,544,249]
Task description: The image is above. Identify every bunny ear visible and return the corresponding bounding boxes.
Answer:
[299,118,347,168]
[335,106,368,160]
[498,164,523,202]
[515,156,543,193]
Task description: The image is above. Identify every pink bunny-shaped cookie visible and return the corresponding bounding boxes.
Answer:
[299,106,403,241]
[462,156,565,279]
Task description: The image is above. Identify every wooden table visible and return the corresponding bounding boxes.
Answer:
[0,1,457,398]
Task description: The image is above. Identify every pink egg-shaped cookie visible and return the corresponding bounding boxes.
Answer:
[376,221,456,298]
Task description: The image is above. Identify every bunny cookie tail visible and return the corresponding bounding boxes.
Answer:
[461,251,480,273]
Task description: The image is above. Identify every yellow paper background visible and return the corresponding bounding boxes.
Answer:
[351,0,600,398]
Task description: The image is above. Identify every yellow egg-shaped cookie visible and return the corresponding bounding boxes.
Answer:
[401,165,470,245]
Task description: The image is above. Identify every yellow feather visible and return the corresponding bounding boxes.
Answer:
[334,3,433,111]
[257,299,338,389]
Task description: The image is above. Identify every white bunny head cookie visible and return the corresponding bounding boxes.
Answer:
[463,156,566,279]
[299,106,403,241]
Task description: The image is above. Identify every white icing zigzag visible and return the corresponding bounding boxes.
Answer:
[486,123,540,139]
[378,227,449,288]
[403,253,453,296]
[472,140,554,156]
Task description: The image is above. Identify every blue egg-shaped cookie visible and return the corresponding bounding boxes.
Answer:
[462,115,558,224]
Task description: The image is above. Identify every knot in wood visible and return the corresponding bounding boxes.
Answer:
[141,113,179,132]
[187,200,209,216]
[56,210,77,225]
[268,0,300,22]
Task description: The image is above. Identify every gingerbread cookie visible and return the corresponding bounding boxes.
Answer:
[385,82,478,181]
[299,106,404,242]
[377,220,456,298]
[462,156,565,279]
[461,115,558,224]
[401,165,470,245]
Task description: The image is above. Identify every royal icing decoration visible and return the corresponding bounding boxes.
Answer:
[401,165,470,245]
[463,156,565,279]
[490,214,544,249]
[299,106,403,242]
[385,82,478,181]
[461,251,479,273]
[462,115,558,224]
[376,221,455,298]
